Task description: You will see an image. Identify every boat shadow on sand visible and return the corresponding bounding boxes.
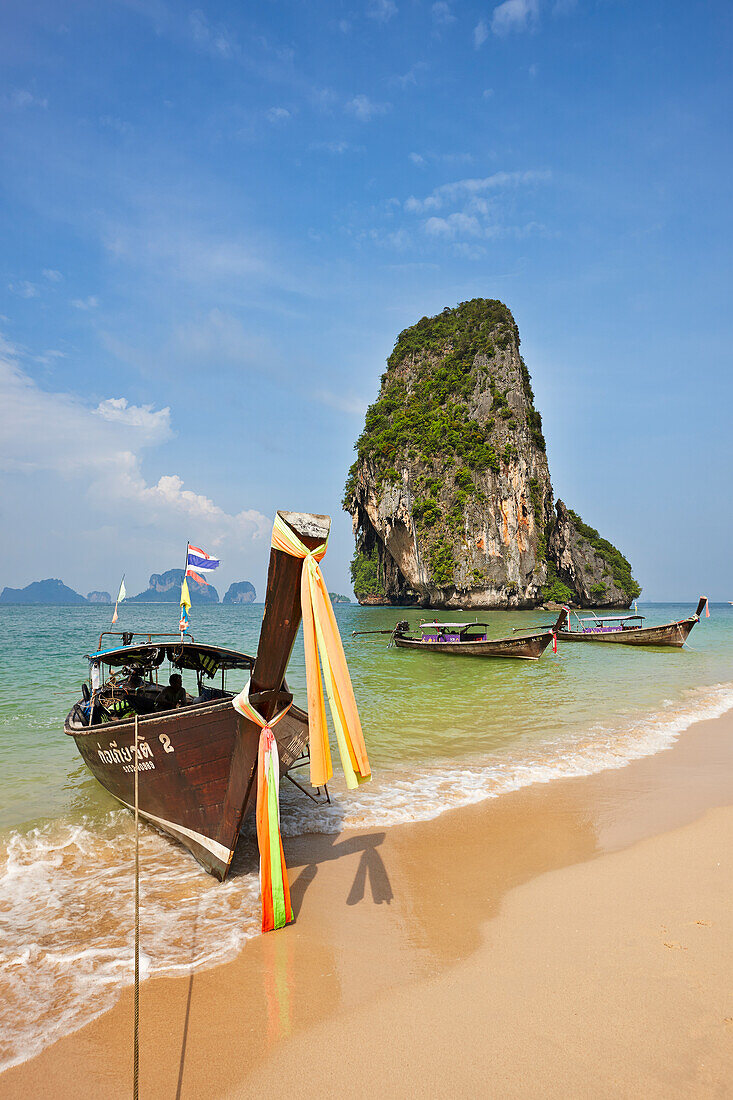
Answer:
[228,822,394,913]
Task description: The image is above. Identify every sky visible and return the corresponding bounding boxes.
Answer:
[0,0,731,602]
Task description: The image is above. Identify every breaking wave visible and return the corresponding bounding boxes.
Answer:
[1,679,732,1072]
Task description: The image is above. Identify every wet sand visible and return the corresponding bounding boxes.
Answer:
[2,708,733,1098]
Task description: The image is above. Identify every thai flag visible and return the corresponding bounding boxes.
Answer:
[186,545,220,586]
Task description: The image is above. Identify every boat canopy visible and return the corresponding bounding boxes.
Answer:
[87,640,254,676]
[419,621,488,631]
[574,614,645,624]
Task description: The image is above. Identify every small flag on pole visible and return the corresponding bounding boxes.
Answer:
[186,544,220,587]
[180,576,191,634]
[112,577,126,624]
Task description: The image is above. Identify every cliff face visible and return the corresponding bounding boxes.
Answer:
[344,299,640,609]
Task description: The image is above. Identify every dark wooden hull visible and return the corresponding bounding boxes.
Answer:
[557,616,698,648]
[393,630,553,660]
[65,698,309,880]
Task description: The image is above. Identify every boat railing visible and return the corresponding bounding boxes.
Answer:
[95,630,196,650]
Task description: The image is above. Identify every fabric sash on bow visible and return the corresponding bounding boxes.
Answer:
[271,513,371,791]
[233,680,293,933]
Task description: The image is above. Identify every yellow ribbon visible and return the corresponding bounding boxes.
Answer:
[271,514,370,789]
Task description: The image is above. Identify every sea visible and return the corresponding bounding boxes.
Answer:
[1,600,732,1071]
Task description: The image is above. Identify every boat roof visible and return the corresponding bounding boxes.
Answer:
[419,621,487,630]
[87,639,254,674]
[575,614,645,623]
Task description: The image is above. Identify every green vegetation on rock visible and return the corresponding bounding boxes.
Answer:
[350,547,386,600]
[568,511,641,601]
[541,562,575,605]
[343,299,539,505]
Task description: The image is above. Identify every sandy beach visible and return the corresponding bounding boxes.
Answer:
[2,706,732,1099]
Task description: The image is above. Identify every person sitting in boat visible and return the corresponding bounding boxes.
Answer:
[155,673,187,711]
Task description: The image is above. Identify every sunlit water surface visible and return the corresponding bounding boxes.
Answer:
[1,601,732,1069]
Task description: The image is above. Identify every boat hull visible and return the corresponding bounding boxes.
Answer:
[557,616,698,648]
[393,630,553,660]
[66,698,309,880]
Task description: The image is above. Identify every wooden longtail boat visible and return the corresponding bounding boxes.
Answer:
[64,511,329,880]
[390,612,564,660]
[555,597,708,648]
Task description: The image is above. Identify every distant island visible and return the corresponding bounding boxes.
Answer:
[86,591,111,604]
[128,569,219,604]
[0,579,87,605]
[223,581,257,605]
[328,592,352,604]
[0,571,257,605]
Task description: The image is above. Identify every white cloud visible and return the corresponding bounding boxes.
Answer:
[404,169,551,214]
[100,115,134,136]
[424,213,482,238]
[6,89,48,109]
[390,62,428,89]
[367,0,398,23]
[72,296,99,310]
[266,106,291,122]
[491,0,539,35]
[345,95,390,121]
[8,281,39,299]
[43,269,63,282]
[410,152,426,166]
[310,140,363,154]
[432,2,455,25]
[483,88,495,99]
[95,397,172,436]
[474,20,489,47]
[189,9,237,58]
[0,341,269,553]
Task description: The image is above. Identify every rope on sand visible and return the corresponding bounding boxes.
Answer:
[133,714,140,1100]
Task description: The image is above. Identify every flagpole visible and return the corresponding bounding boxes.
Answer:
[180,542,189,638]
[112,572,125,625]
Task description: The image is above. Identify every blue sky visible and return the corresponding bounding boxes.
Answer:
[0,0,730,601]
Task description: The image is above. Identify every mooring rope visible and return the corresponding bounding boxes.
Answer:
[133,714,140,1100]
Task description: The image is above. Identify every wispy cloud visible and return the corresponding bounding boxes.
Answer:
[4,89,48,110]
[404,169,551,214]
[266,106,291,122]
[43,269,63,282]
[366,0,398,24]
[310,140,364,154]
[491,0,539,35]
[345,95,391,121]
[8,281,39,299]
[432,2,455,26]
[474,20,489,47]
[71,296,99,310]
[189,9,237,59]
[390,62,428,89]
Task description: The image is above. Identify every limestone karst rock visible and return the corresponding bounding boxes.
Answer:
[343,299,640,609]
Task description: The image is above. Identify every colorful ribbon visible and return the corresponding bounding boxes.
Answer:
[233,681,293,933]
[271,513,371,790]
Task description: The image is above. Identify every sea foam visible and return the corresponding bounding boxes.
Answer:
[1,679,732,1073]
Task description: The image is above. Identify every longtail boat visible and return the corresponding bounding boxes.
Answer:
[64,511,334,883]
[555,597,708,648]
[388,612,564,660]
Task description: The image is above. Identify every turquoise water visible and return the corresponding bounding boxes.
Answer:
[1,600,732,1070]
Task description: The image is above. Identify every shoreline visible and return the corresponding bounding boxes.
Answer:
[3,704,733,1097]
